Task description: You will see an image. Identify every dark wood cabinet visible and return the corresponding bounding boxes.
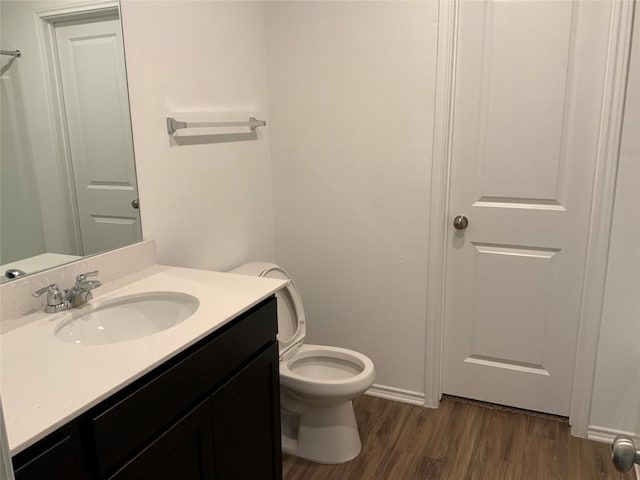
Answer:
[211,342,282,480]
[12,427,85,480]
[12,297,282,480]
[109,399,215,480]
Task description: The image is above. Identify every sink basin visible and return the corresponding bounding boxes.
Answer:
[55,292,199,345]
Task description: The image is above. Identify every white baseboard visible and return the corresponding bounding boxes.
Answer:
[365,384,425,406]
[587,425,637,444]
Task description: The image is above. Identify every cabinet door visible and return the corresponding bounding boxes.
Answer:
[211,343,282,480]
[108,399,214,480]
[14,434,84,480]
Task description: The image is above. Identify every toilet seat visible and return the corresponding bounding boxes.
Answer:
[230,262,373,379]
[239,263,374,394]
[280,344,375,398]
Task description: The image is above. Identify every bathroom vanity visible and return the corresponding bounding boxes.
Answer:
[1,265,287,480]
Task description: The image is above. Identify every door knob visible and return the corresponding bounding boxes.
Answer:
[131,199,139,209]
[453,215,469,230]
[611,435,640,473]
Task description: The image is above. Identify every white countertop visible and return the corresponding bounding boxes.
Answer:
[0,265,287,456]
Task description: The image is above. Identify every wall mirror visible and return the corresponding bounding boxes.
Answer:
[0,0,141,282]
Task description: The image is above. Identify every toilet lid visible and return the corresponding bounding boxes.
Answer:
[259,266,306,360]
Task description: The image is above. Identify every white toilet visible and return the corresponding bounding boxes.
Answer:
[230,262,375,464]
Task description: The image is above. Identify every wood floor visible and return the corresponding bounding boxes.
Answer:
[283,395,634,480]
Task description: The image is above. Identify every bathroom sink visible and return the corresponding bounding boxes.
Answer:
[55,292,199,345]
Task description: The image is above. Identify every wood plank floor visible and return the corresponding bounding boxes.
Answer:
[283,396,634,480]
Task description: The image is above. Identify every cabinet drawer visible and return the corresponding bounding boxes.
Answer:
[91,297,276,476]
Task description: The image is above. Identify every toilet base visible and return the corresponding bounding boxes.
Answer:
[281,400,362,464]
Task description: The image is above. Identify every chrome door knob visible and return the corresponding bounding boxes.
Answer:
[611,435,640,473]
[453,215,469,230]
[131,199,140,209]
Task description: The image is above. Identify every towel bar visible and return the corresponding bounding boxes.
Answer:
[166,116,266,135]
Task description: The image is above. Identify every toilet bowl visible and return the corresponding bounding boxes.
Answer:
[230,262,375,464]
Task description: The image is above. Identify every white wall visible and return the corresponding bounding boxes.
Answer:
[120,0,275,272]
[589,9,640,437]
[266,2,438,394]
[120,1,636,423]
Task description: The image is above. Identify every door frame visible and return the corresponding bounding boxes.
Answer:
[34,0,120,256]
[425,0,635,436]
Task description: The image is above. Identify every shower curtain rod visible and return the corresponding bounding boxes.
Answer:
[0,50,21,57]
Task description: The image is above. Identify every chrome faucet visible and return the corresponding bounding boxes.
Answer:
[32,271,102,313]
[66,271,102,307]
[4,268,26,280]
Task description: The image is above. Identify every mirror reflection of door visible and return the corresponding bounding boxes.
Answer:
[54,12,141,256]
[0,1,142,279]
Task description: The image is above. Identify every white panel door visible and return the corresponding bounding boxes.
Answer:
[442,0,614,415]
[55,14,140,256]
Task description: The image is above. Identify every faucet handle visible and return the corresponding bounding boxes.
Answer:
[75,270,99,283]
[33,283,61,298]
[32,284,67,313]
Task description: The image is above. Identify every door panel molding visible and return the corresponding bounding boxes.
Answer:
[473,0,576,205]
[425,0,635,433]
[470,242,559,370]
[464,355,549,377]
[473,197,566,211]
